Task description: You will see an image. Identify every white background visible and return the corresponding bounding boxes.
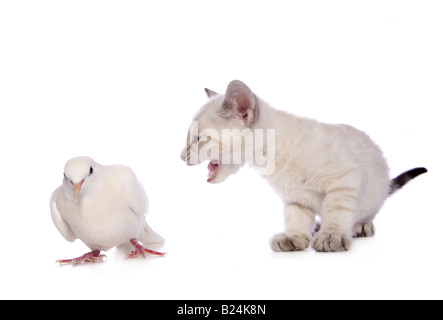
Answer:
[0,0,441,300]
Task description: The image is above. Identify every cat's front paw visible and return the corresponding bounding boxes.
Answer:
[270,233,311,252]
[312,231,351,252]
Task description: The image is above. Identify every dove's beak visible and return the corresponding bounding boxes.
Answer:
[72,180,84,202]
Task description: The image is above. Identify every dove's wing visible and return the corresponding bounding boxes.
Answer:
[113,165,164,244]
[50,188,77,242]
[114,165,149,216]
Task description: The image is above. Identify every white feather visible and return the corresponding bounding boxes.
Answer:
[50,157,163,251]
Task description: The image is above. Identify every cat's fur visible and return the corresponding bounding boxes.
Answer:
[181,80,427,252]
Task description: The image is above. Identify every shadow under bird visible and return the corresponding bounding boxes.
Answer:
[50,156,165,265]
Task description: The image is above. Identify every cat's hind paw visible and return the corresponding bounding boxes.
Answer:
[270,233,311,252]
[312,231,351,252]
[352,221,375,238]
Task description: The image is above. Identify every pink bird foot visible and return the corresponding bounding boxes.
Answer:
[127,239,165,259]
[56,250,107,265]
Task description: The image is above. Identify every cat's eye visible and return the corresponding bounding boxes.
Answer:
[89,167,94,175]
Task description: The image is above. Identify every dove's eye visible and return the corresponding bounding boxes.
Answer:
[89,167,94,175]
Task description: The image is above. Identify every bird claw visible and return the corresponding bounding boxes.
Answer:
[56,250,107,266]
[126,239,165,259]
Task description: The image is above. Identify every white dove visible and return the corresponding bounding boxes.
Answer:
[50,156,165,265]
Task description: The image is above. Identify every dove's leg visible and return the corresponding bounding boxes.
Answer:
[127,239,165,259]
[57,250,106,265]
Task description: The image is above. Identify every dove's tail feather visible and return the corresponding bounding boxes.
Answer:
[140,223,164,245]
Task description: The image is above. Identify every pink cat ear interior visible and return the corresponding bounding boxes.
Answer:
[222,80,256,123]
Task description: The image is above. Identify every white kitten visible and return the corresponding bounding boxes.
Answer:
[181,80,427,252]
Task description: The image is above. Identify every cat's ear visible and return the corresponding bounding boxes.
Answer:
[205,88,219,98]
[220,80,256,125]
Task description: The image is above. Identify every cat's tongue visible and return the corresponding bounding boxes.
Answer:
[207,161,219,182]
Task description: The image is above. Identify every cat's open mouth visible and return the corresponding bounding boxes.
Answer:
[207,160,219,182]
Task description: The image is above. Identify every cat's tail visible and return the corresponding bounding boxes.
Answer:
[389,167,428,195]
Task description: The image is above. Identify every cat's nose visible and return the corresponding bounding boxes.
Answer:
[180,148,187,162]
